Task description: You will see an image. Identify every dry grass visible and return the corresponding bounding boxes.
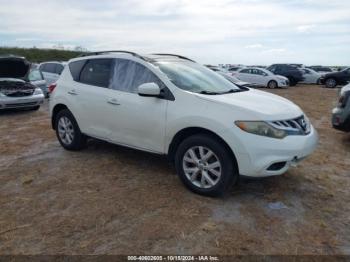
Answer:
[0,85,349,255]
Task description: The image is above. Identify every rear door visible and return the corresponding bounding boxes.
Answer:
[69,58,116,139]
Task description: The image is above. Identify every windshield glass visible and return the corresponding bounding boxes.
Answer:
[155,61,241,94]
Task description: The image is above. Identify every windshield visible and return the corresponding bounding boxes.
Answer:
[155,61,241,94]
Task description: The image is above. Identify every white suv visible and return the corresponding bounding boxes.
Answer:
[49,51,318,196]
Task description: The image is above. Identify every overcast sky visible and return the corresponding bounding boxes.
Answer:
[0,0,349,65]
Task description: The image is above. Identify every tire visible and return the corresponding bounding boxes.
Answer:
[174,134,238,197]
[288,77,297,86]
[55,109,87,151]
[325,78,337,88]
[267,80,278,89]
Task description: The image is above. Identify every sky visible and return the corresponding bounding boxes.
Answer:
[0,0,349,65]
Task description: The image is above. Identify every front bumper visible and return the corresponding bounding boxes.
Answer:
[0,94,44,109]
[224,125,319,177]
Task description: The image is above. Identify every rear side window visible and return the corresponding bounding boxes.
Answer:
[69,60,86,81]
[110,59,163,93]
[56,64,64,75]
[80,59,113,88]
[41,63,56,73]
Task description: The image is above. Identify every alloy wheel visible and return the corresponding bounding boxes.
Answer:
[182,146,222,189]
[57,116,75,145]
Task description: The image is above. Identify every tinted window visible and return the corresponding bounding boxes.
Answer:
[41,63,56,73]
[56,64,64,75]
[80,59,113,88]
[110,59,163,93]
[69,60,86,81]
[28,70,43,81]
[240,69,250,74]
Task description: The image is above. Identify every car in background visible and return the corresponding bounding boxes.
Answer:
[227,66,245,75]
[28,69,49,97]
[308,66,333,74]
[300,68,322,85]
[217,72,261,88]
[332,83,350,132]
[50,51,318,196]
[206,66,260,88]
[236,67,289,89]
[267,64,304,86]
[319,68,350,88]
[0,55,44,110]
[39,61,66,86]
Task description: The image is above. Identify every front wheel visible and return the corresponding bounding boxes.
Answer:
[55,109,87,151]
[175,134,238,197]
[267,80,278,89]
[325,78,337,88]
[288,77,297,86]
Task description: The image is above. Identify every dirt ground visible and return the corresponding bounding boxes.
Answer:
[0,85,349,255]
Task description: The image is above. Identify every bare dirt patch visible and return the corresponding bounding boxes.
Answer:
[0,85,349,255]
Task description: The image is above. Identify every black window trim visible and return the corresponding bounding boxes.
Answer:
[72,58,175,101]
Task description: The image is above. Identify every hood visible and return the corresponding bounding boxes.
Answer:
[0,56,31,79]
[196,89,303,120]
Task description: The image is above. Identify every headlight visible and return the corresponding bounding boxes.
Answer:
[33,88,43,95]
[235,121,287,139]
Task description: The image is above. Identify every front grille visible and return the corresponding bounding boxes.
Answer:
[270,115,310,135]
[5,102,37,108]
[4,90,34,97]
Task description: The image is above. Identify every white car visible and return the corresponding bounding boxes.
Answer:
[39,61,67,86]
[50,51,318,196]
[236,67,289,88]
[300,68,322,84]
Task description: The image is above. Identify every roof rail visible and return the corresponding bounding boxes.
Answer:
[152,53,195,62]
[79,50,147,61]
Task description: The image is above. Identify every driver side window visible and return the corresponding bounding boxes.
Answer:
[110,59,164,93]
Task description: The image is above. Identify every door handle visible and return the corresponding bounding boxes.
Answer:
[68,90,78,96]
[107,98,120,106]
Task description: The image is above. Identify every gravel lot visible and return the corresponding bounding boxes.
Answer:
[0,85,349,255]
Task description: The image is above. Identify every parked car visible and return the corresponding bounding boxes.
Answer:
[217,72,261,89]
[28,69,49,97]
[267,64,304,86]
[332,83,350,132]
[50,51,318,197]
[308,66,333,74]
[0,55,44,110]
[39,61,67,86]
[319,68,350,88]
[300,68,322,85]
[206,66,259,88]
[227,66,245,75]
[236,67,289,89]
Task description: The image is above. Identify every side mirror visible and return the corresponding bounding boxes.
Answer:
[138,82,161,97]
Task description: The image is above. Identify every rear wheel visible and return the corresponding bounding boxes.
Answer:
[325,78,337,88]
[175,134,238,197]
[267,80,278,89]
[55,109,86,151]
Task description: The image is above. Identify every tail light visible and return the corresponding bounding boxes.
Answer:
[48,83,57,93]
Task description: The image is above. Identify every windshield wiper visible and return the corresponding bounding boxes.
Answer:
[199,91,221,95]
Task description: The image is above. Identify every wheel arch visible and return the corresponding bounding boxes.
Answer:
[51,104,68,130]
[167,127,239,172]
